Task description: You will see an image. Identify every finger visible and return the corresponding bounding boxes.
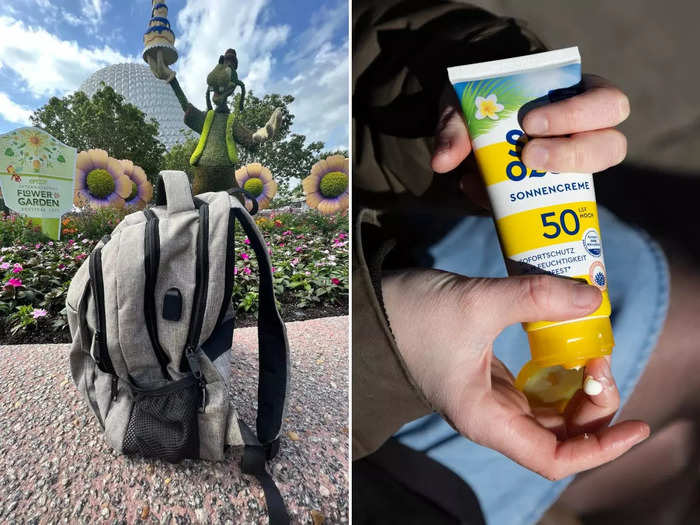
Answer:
[564,357,620,436]
[522,77,630,136]
[482,408,649,481]
[465,275,602,335]
[432,86,471,173]
[521,129,627,173]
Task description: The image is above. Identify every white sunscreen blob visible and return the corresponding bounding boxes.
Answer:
[583,376,603,396]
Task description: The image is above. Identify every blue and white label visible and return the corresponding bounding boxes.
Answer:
[582,228,602,257]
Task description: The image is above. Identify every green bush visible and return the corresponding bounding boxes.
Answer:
[61,207,134,241]
[0,213,50,246]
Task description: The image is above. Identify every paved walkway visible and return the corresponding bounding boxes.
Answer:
[0,316,349,524]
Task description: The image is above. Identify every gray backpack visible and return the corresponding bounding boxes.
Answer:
[66,171,290,523]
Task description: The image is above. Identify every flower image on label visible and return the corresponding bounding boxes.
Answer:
[475,94,504,120]
[589,261,607,291]
[582,228,602,257]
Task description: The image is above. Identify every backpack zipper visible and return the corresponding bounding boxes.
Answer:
[183,203,209,411]
[215,209,236,327]
[143,209,171,380]
[88,235,116,375]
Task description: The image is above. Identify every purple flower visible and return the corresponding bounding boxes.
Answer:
[234,267,239,275]
[12,263,22,273]
[5,277,22,288]
[243,267,251,275]
[48,241,54,246]
[0,262,10,270]
[282,230,292,237]
[68,239,75,245]
[295,246,302,253]
[244,238,250,245]
[35,243,41,249]
[240,253,250,261]
[32,308,47,319]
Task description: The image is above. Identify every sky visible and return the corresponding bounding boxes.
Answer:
[0,0,349,151]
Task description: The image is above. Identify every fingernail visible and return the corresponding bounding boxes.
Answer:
[525,143,549,169]
[525,114,549,135]
[573,283,600,308]
[583,375,603,396]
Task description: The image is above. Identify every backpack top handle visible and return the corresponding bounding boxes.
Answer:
[155,171,195,214]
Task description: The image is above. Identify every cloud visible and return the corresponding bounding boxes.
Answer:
[271,2,349,148]
[0,16,134,99]
[0,92,33,125]
[81,0,108,24]
[175,0,290,106]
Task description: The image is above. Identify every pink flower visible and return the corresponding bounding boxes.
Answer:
[244,238,250,245]
[290,258,299,266]
[12,263,22,273]
[5,277,22,288]
[0,262,10,270]
[282,230,292,237]
[271,266,276,273]
[240,253,250,261]
[75,253,86,262]
[295,246,302,253]
[35,243,41,249]
[68,239,75,245]
[234,267,238,275]
[244,267,251,275]
[58,263,66,270]
[32,308,47,319]
[331,278,341,285]
[48,241,54,246]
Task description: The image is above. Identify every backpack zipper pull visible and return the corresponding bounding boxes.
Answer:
[185,345,207,413]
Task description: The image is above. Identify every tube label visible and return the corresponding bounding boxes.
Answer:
[448,48,610,331]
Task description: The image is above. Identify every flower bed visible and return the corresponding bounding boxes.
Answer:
[0,210,348,343]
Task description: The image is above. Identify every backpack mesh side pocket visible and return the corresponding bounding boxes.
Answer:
[123,375,200,463]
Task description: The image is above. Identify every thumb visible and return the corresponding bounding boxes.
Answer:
[473,275,602,335]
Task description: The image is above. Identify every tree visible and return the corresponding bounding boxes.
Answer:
[161,132,198,183]
[30,85,166,183]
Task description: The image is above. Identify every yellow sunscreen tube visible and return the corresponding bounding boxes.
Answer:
[448,47,613,411]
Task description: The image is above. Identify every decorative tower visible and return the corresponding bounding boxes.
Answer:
[142,1,178,66]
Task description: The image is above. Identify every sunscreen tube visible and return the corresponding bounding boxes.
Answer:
[448,47,613,411]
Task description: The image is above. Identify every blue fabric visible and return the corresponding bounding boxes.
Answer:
[395,207,670,525]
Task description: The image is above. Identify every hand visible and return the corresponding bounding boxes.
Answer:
[382,269,649,480]
[146,49,176,83]
[252,108,282,143]
[434,74,630,207]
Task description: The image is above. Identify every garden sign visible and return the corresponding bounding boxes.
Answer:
[0,127,76,240]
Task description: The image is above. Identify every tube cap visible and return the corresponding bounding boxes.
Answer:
[515,317,614,412]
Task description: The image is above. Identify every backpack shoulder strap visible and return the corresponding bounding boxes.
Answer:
[229,196,290,451]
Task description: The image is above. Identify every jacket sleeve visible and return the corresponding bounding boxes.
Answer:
[352,0,546,459]
[352,208,433,459]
